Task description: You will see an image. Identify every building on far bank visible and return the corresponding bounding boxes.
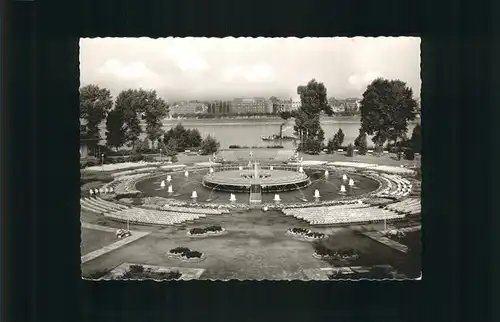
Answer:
[169,101,208,115]
[232,97,267,114]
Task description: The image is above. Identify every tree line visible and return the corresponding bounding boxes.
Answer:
[80,85,219,157]
[279,78,421,157]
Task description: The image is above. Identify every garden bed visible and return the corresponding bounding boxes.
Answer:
[287,228,327,240]
[188,225,226,237]
[168,247,206,262]
[117,264,182,280]
[312,244,360,261]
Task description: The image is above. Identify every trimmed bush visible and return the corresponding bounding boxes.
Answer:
[189,225,223,235]
[189,228,205,235]
[184,251,202,258]
[129,264,144,274]
[170,247,190,255]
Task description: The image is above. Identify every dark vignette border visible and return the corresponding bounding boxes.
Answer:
[5,0,496,321]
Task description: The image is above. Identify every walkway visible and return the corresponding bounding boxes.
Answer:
[361,231,409,253]
[81,228,151,264]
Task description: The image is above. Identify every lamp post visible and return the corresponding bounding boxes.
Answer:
[101,153,104,166]
[160,149,163,163]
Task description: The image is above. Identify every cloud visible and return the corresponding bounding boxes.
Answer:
[80,37,421,100]
[96,59,167,90]
[163,46,211,71]
[348,71,384,91]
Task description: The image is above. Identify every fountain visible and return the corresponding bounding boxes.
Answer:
[209,168,214,174]
[262,206,269,212]
[191,191,198,199]
[239,166,243,171]
[299,166,304,173]
[99,188,104,193]
[270,166,274,171]
[348,178,355,186]
[104,187,109,193]
[89,189,94,196]
[160,180,166,188]
[273,194,281,203]
[339,185,347,193]
[184,171,189,177]
[342,174,348,181]
[229,193,237,202]
[314,189,321,198]
[166,175,172,182]
[109,187,114,193]
[167,185,173,194]
[324,170,329,177]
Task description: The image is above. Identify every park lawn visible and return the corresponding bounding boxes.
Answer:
[81,227,118,255]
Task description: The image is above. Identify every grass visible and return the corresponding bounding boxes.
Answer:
[80,228,117,255]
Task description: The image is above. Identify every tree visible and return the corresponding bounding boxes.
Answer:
[354,130,368,155]
[186,129,202,148]
[136,138,150,153]
[200,135,220,155]
[115,89,143,149]
[346,143,354,157]
[359,78,418,147]
[326,138,336,154]
[410,124,421,153]
[165,138,178,156]
[332,128,345,150]
[80,85,113,151]
[279,110,292,120]
[105,108,127,151]
[295,79,331,153]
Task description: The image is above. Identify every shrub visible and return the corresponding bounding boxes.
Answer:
[162,270,182,280]
[266,145,283,149]
[354,130,368,155]
[82,269,110,279]
[290,227,309,234]
[184,251,202,258]
[189,228,205,235]
[170,247,190,255]
[313,243,335,257]
[129,264,144,274]
[404,149,415,160]
[170,155,178,163]
[129,154,143,162]
[346,143,354,157]
[306,232,326,238]
[229,145,241,149]
[205,225,222,232]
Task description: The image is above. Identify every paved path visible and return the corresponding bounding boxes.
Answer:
[81,222,117,233]
[361,231,409,253]
[81,230,151,264]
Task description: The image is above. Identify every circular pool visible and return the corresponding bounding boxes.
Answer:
[134,167,380,204]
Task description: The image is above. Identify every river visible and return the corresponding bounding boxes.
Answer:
[98,117,419,149]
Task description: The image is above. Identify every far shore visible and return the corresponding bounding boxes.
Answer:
[161,115,420,125]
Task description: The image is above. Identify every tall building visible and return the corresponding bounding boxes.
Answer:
[232,97,268,114]
[206,100,232,114]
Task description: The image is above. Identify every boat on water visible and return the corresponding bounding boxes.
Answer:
[261,134,297,141]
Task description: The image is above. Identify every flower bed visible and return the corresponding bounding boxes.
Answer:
[188,225,225,236]
[313,244,360,260]
[119,264,182,280]
[168,247,205,262]
[287,228,327,240]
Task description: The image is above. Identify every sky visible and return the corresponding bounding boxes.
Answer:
[80,37,421,102]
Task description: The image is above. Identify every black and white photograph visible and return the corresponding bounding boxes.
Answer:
[79,37,422,280]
